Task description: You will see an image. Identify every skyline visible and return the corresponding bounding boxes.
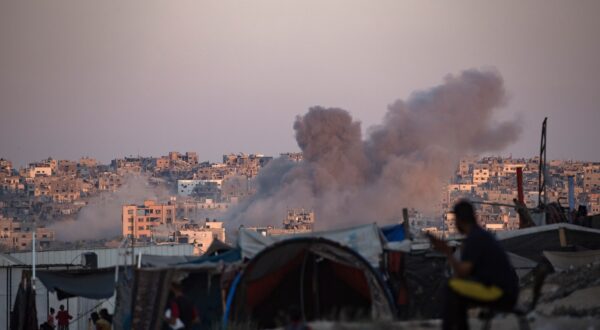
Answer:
[2,1,600,167]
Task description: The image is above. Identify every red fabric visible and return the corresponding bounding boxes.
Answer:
[246,252,305,307]
[56,310,71,326]
[170,301,180,319]
[330,263,370,300]
[387,251,403,274]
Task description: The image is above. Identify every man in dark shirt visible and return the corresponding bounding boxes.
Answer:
[429,200,519,330]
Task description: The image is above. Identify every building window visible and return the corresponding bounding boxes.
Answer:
[127,209,134,215]
[138,226,144,230]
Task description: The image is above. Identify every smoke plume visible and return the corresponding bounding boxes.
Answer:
[50,174,171,240]
[228,69,521,228]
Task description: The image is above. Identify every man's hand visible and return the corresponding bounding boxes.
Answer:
[426,233,452,255]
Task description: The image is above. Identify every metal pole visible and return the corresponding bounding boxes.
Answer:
[568,176,575,222]
[516,167,524,204]
[32,231,36,290]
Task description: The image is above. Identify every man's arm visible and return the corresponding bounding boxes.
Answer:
[427,234,473,278]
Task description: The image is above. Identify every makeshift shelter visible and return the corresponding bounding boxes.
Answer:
[37,268,116,300]
[128,250,243,329]
[238,223,384,268]
[226,237,396,329]
[497,223,600,262]
[204,239,233,256]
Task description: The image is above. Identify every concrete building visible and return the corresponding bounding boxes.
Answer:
[283,208,315,231]
[26,163,53,178]
[177,179,223,197]
[0,216,55,251]
[0,159,12,174]
[122,200,177,240]
[177,220,225,254]
[78,157,97,168]
[169,151,198,165]
[583,165,600,192]
[472,165,490,184]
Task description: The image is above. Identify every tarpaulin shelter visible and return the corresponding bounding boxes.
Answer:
[497,223,600,262]
[36,268,116,300]
[238,223,384,268]
[127,249,243,330]
[226,237,396,329]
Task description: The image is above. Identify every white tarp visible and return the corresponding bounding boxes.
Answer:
[238,223,384,267]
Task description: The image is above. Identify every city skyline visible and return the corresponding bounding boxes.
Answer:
[2,1,600,167]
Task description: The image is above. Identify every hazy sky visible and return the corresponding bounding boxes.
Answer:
[1,0,599,167]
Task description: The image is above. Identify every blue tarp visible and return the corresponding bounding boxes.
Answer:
[178,248,242,265]
[380,224,405,242]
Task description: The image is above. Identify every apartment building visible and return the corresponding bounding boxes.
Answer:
[0,216,55,251]
[169,151,199,165]
[178,220,225,254]
[122,200,177,240]
[583,165,600,192]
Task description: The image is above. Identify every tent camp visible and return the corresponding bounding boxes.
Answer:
[225,237,396,329]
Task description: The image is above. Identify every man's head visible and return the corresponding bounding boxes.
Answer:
[453,200,477,234]
[59,305,65,311]
[50,307,55,314]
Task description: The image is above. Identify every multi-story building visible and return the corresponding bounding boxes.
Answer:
[177,179,223,198]
[0,159,12,174]
[283,208,315,231]
[281,152,304,163]
[169,151,199,165]
[0,216,55,251]
[26,163,53,178]
[583,165,600,192]
[472,165,490,184]
[78,157,98,168]
[97,172,123,191]
[122,200,177,240]
[177,220,226,254]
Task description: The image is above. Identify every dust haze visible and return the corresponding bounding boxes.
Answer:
[228,69,522,229]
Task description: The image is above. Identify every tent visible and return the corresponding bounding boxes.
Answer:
[238,223,384,268]
[226,237,396,329]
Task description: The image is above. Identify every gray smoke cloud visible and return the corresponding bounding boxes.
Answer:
[50,174,171,240]
[228,69,522,228]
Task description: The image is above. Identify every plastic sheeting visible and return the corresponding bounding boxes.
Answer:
[238,223,383,267]
[36,268,115,300]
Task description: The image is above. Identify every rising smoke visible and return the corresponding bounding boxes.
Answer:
[51,174,171,240]
[228,69,522,228]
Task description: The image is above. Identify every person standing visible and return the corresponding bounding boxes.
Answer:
[165,282,199,330]
[47,307,56,328]
[56,305,73,330]
[428,200,519,330]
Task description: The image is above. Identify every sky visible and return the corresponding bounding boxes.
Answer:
[1,0,599,167]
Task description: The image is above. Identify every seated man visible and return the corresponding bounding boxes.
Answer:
[428,200,519,330]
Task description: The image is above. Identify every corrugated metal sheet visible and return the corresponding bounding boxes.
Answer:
[1,243,194,267]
